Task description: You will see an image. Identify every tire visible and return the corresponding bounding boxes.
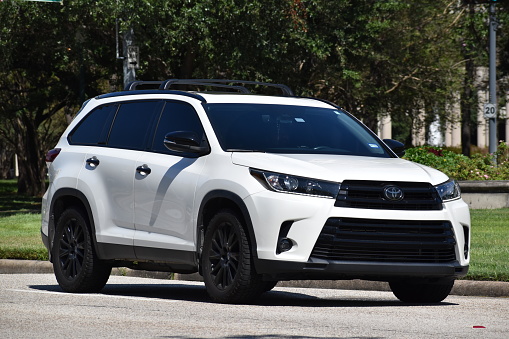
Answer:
[52,207,111,293]
[389,279,455,303]
[201,209,265,303]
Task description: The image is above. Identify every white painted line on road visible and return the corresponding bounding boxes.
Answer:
[6,289,180,303]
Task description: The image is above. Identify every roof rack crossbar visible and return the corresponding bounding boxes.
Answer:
[160,79,294,96]
[181,79,295,96]
[124,81,164,91]
[124,79,295,96]
[159,79,250,93]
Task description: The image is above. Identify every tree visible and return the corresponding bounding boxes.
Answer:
[0,0,116,196]
[1,0,508,196]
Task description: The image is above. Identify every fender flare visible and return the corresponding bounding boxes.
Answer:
[48,188,100,259]
[196,190,259,264]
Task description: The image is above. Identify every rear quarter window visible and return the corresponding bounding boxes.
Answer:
[68,104,117,145]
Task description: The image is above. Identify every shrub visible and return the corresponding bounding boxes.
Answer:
[403,141,509,181]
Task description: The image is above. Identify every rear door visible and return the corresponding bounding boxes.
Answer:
[76,100,163,250]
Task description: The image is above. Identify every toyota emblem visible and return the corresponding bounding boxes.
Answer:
[383,185,404,201]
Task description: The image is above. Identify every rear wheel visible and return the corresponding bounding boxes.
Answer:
[389,279,454,303]
[201,209,265,303]
[52,207,111,293]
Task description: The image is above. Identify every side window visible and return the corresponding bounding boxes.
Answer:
[151,101,205,154]
[107,101,163,150]
[68,104,117,145]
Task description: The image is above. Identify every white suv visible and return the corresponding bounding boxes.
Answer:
[41,79,470,303]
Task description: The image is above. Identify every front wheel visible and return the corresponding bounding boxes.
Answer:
[52,207,111,293]
[389,279,455,303]
[201,209,265,303]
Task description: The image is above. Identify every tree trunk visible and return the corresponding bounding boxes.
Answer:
[460,51,476,157]
[14,116,46,197]
[0,140,14,179]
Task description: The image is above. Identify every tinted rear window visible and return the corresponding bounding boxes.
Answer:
[107,101,162,150]
[68,104,117,145]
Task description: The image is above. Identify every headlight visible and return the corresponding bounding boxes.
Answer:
[435,179,461,202]
[250,169,340,198]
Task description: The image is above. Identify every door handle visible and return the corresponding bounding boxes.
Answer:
[86,156,100,167]
[136,164,151,176]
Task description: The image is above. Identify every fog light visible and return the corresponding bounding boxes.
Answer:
[277,238,293,253]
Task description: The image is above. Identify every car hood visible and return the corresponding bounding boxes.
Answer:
[231,152,449,185]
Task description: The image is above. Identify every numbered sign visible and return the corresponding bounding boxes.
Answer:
[484,103,497,119]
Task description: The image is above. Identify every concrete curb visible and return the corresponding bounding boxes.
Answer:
[1,259,508,298]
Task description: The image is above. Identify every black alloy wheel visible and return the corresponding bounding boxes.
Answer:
[208,220,240,290]
[59,216,85,279]
[52,207,111,293]
[202,209,265,303]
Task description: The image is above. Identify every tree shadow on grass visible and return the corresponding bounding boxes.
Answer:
[0,194,41,216]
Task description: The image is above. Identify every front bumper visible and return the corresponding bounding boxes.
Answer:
[245,190,471,280]
[256,258,469,281]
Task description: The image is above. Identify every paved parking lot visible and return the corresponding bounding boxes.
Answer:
[1,273,508,338]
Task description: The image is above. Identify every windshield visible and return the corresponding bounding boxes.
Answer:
[205,103,392,158]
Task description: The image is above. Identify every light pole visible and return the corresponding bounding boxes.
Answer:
[116,16,138,89]
[122,27,137,89]
[488,1,498,155]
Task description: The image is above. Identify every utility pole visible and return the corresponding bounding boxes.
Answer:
[116,18,139,89]
[488,1,498,155]
[122,27,138,89]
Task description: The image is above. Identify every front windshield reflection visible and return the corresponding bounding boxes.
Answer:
[205,103,391,158]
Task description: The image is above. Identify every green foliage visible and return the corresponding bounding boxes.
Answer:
[1,0,509,193]
[404,142,509,180]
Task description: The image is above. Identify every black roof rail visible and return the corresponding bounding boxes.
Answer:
[159,79,250,94]
[97,90,207,102]
[124,79,295,97]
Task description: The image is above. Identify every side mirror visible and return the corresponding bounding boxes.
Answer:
[164,131,210,156]
[383,139,405,157]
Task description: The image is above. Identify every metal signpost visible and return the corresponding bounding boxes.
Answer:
[488,1,498,156]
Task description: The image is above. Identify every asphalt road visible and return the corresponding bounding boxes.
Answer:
[1,274,508,339]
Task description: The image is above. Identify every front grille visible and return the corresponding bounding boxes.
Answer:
[335,180,442,210]
[310,218,457,263]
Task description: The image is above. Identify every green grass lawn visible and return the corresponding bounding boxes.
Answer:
[469,209,509,281]
[0,180,46,260]
[0,213,47,260]
[0,180,508,281]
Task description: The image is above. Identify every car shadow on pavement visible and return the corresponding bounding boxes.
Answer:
[29,282,458,308]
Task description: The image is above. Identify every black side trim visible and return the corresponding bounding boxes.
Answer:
[134,246,197,266]
[96,242,198,274]
[95,242,135,261]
